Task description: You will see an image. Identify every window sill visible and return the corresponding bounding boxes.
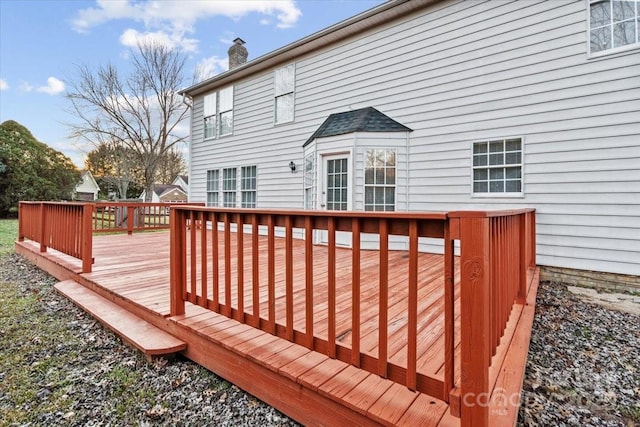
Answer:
[274,120,294,127]
[472,192,524,199]
[587,43,640,59]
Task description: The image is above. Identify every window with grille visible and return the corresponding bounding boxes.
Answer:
[206,169,219,207]
[589,0,639,54]
[240,165,257,208]
[472,138,522,195]
[274,64,295,124]
[304,154,315,209]
[364,149,396,211]
[203,86,234,139]
[222,167,237,207]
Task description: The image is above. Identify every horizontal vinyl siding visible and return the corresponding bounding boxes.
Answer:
[190,0,640,275]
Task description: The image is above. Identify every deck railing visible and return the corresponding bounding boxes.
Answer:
[17,201,206,273]
[169,207,536,426]
[93,202,204,234]
[18,201,93,273]
[449,209,536,425]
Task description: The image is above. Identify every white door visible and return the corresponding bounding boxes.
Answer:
[317,154,352,246]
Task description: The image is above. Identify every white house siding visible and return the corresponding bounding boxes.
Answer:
[188,0,640,276]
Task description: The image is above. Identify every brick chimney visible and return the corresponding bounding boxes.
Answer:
[228,38,248,70]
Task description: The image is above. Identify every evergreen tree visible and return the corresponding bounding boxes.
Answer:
[0,120,81,217]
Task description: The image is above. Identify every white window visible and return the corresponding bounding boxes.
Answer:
[274,64,295,124]
[206,169,219,207]
[203,93,217,139]
[364,149,396,211]
[222,167,237,207]
[472,138,522,195]
[219,87,234,136]
[304,154,315,209]
[589,0,640,54]
[203,86,234,139]
[241,166,257,208]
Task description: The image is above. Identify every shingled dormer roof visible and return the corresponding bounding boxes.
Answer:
[303,107,412,147]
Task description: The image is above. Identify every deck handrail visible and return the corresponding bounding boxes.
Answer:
[92,202,205,234]
[169,206,536,424]
[18,201,94,273]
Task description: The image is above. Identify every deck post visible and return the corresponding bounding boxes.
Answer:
[170,207,186,316]
[18,202,25,242]
[81,203,93,273]
[457,213,490,427]
[39,202,47,253]
[528,211,537,268]
[127,205,134,235]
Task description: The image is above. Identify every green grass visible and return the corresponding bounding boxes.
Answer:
[0,219,18,255]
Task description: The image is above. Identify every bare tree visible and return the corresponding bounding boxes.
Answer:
[67,42,189,201]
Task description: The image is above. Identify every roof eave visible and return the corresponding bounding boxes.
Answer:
[181,0,438,97]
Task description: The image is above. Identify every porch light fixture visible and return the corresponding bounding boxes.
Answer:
[289,161,296,173]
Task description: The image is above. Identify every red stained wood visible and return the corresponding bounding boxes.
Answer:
[297,357,350,391]
[279,350,328,383]
[19,205,538,427]
[342,373,394,415]
[397,393,449,427]
[367,382,419,425]
[54,279,185,356]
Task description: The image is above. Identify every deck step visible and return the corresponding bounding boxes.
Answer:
[54,280,186,358]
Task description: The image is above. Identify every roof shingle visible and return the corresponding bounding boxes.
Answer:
[303,107,411,147]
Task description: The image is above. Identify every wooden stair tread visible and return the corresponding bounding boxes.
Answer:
[54,280,186,356]
[171,309,451,424]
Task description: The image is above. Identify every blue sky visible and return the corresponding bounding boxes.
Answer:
[0,0,383,168]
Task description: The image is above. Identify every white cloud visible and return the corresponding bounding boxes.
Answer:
[37,77,66,95]
[19,77,65,95]
[119,28,198,52]
[72,0,302,50]
[19,82,35,92]
[0,78,8,91]
[195,56,228,81]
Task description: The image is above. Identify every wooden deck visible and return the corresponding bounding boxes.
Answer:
[16,227,539,426]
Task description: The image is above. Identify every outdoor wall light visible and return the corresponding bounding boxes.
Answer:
[289,161,296,173]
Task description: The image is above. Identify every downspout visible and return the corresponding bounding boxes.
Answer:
[182,94,193,201]
[405,132,410,212]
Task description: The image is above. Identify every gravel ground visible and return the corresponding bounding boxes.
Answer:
[518,282,639,426]
[1,252,638,426]
[0,254,299,427]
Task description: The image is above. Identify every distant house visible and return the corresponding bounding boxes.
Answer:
[171,175,189,196]
[74,170,100,201]
[180,0,640,288]
[139,184,188,203]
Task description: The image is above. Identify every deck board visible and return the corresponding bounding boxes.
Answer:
[16,229,537,426]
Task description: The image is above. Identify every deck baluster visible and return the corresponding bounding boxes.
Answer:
[304,216,314,349]
[378,218,389,378]
[224,213,232,317]
[200,210,208,309]
[237,213,245,322]
[407,220,418,390]
[211,211,220,312]
[351,217,361,367]
[252,215,260,327]
[328,216,336,359]
[285,215,294,341]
